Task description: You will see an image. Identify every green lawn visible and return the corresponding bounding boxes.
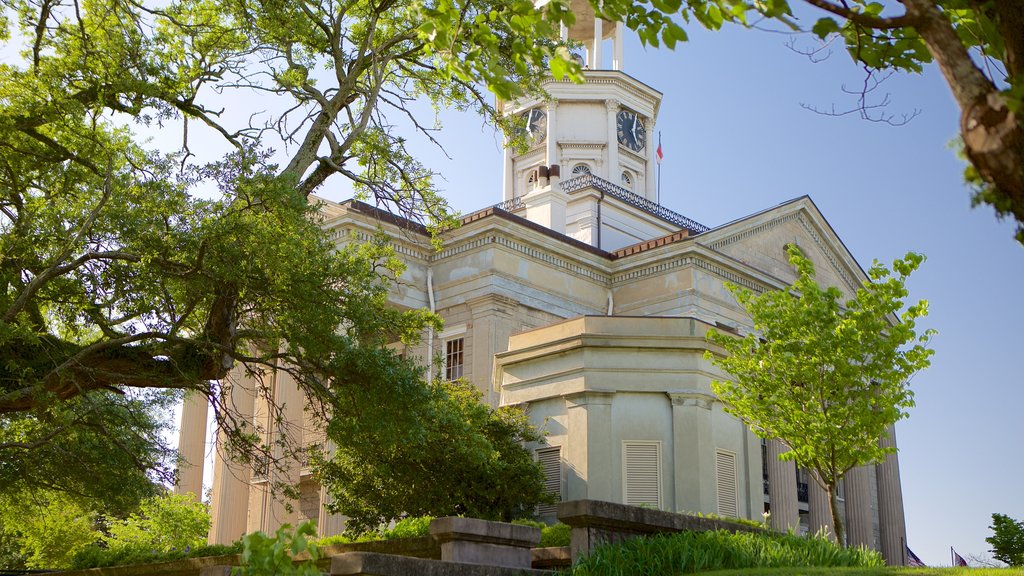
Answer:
[706,568,1024,576]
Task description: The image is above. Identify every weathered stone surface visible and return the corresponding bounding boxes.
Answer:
[557,499,763,559]
[330,552,554,576]
[530,547,571,570]
[430,517,540,568]
[56,554,242,576]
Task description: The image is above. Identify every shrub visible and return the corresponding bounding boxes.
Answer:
[570,529,883,575]
[70,542,242,569]
[540,523,571,548]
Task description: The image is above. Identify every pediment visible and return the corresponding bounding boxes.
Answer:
[697,196,869,298]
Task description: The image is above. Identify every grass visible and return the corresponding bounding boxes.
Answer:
[707,568,1024,576]
[570,530,883,575]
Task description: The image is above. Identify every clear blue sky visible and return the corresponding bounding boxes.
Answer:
[319,20,1023,567]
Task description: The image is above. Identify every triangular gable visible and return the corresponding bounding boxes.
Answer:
[696,196,870,298]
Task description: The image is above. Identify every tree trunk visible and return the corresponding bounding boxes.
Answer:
[828,483,846,546]
[903,0,1024,230]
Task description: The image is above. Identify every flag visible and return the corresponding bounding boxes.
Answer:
[952,547,969,567]
[907,546,926,567]
[656,141,664,164]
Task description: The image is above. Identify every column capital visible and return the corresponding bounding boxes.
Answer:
[667,390,714,410]
[566,390,615,408]
[605,98,620,112]
[465,293,518,314]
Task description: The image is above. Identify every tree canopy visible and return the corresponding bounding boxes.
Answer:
[706,246,934,544]
[987,513,1024,567]
[0,0,575,512]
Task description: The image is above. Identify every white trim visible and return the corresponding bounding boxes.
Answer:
[437,323,467,340]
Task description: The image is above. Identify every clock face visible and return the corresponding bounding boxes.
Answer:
[520,108,547,144]
[616,109,646,152]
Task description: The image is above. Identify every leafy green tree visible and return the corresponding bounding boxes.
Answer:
[315,379,550,534]
[0,0,570,506]
[705,246,934,545]
[0,491,101,569]
[987,513,1024,567]
[105,492,211,552]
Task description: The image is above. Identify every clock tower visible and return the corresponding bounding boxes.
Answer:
[501,1,677,251]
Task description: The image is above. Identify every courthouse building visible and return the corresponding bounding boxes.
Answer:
[176,3,910,566]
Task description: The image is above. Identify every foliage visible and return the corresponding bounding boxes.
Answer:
[706,246,933,544]
[707,568,1007,576]
[316,379,551,534]
[0,0,575,505]
[104,492,211,554]
[0,490,101,569]
[570,529,883,575]
[234,522,320,576]
[381,516,434,540]
[70,542,243,570]
[986,513,1024,567]
[512,520,572,548]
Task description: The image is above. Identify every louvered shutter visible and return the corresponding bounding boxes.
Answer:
[716,449,739,518]
[623,441,662,509]
[536,447,561,516]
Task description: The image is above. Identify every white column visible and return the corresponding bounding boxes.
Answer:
[766,439,798,533]
[808,475,835,539]
[592,18,603,69]
[565,391,614,501]
[876,426,907,565]
[503,140,515,200]
[612,22,624,70]
[265,369,302,532]
[844,465,873,549]
[546,101,558,171]
[668,392,715,514]
[208,373,256,545]
[560,22,568,41]
[175,390,208,499]
[606,99,619,182]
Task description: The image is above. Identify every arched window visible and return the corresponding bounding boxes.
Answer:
[572,163,592,176]
[621,171,633,190]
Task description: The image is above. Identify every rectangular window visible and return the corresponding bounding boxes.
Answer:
[536,446,562,516]
[716,449,739,518]
[445,338,464,380]
[623,441,662,509]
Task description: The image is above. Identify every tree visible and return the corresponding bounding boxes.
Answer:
[705,245,934,545]
[314,379,550,534]
[0,0,574,506]
[987,513,1024,567]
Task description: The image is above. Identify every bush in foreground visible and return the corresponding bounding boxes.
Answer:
[571,529,883,575]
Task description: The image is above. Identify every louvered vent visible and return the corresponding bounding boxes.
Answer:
[623,441,662,509]
[537,447,561,516]
[716,449,739,518]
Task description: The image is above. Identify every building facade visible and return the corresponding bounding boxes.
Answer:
[176,5,909,565]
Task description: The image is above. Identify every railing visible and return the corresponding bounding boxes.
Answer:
[797,482,809,503]
[560,174,710,234]
[493,196,526,212]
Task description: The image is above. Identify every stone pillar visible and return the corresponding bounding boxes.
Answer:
[807,476,835,539]
[265,369,303,532]
[844,466,873,548]
[766,439,798,533]
[565,391,614,502]
[606,99,620,182]
[876,426,907,565]
[612,22,624,70]
[668,391,715,514]
[592,18,603,69]
[208,374,256,545]
[546,100,558,171]
[176,390,208,499]
[467,295,517,406]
